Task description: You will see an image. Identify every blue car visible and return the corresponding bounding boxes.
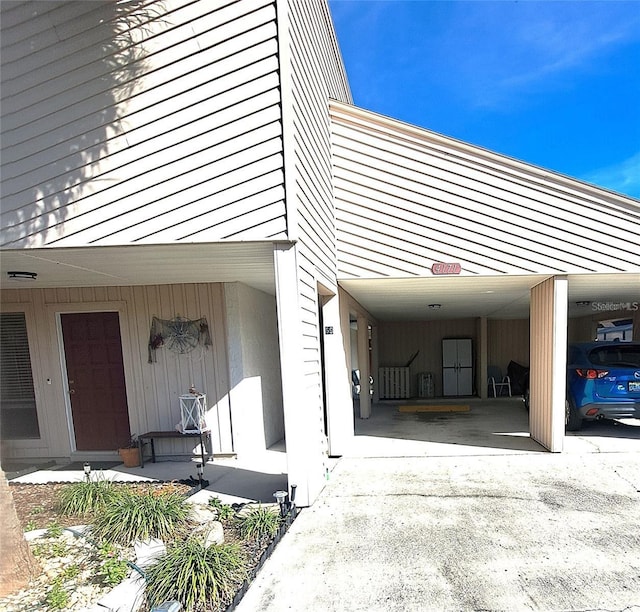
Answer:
[566,341,640,430]
[523,341,640,431]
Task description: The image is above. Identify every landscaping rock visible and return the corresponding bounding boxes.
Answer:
[203,521,225,547]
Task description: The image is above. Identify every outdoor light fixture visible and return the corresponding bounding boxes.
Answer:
[83,462,91,482]
[428,304,441,310]
[7,271,37,281]
[273,490,288,517]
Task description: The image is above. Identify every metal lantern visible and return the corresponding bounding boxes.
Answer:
[179,393,208,433]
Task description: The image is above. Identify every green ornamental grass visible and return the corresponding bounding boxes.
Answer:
[237,505,281,541]
[56,477,117,516]
[91,488,191,546]
[144,536,248,611]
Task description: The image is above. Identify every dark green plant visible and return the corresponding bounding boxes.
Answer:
[56,476,117,516]
[91,488,191,545]
[208,496,235,521]
[237,505,281,541]
[145,536,247,611]
[45,578,70,610]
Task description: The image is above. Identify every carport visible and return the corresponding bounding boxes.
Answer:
[339,272,640,454]
[329,100,640,456]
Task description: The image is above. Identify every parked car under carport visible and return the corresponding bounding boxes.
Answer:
[524,341,640,430]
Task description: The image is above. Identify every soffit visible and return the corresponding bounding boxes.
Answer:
[0,243,277,294]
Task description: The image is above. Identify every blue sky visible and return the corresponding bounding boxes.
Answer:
[328,1,640,199]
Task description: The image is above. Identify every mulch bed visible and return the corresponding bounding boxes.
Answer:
[7,480,295,611]
[10,481,193,530]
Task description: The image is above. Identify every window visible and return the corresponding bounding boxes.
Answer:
[588,344,640,368]
[0,312,40,439]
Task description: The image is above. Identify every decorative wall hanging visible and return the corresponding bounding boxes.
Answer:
[148,315,212,363]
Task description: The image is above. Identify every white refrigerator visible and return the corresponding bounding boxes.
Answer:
[442,338,473,396]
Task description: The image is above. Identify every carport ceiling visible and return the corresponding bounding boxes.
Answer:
[339,274,640,321]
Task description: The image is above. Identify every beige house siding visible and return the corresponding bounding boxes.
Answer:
[377,319,478,398]
[1,283,232,459]
[224,282,284,457]
[1,0,286,249]
[330,102,640,279]
[487,319,530,374]
[273,0,351,504]
[376,318,531,398]
[529,276,568,452]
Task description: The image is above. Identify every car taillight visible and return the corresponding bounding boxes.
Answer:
[575,369,609,379]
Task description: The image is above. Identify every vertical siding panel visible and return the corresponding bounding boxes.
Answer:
[378,319,477,397]
[2,283,233,460]
[488,319,530,374]
[530,276,567,451]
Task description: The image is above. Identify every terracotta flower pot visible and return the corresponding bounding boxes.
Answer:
[118,446,140,468]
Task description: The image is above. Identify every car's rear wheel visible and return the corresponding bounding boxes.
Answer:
[565,397,582,431]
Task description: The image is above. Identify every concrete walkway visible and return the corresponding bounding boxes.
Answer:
[8,447,288,506]
[236,403,640,612]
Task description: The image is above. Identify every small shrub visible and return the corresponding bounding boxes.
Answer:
[208,497,235,521]
[45,578,69,610]
[24,520,37,532]
[31,539,68,559]
[45,521,64,538]
[56,476,116,516]
[91,488,191,545]
[95,541,130,586]
[99,556,130,586]
[237,505,281,541]
[50,540,69,557]
[62,564,80,579]
[145,536,248,611]
[31,543,46,557]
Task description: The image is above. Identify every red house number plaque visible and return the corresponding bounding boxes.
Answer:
[431,262,462,275]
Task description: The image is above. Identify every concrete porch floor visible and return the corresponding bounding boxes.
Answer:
[7,445,289,506]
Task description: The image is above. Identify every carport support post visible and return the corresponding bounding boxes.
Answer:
[357,314,371,419]
[478,317,488,400]
[322,292,355,456]
[530,276,568,452]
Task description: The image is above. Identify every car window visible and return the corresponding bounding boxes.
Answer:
[568,346,580,363]
[587,346,640,367]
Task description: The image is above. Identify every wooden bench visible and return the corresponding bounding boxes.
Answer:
[138,430,210,468]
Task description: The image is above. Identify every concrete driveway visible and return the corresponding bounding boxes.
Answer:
[236,403,640,611]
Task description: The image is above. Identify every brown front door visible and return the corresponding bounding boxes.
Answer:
[61,312,131,451]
